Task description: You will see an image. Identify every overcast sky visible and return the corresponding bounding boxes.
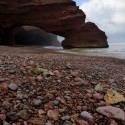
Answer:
[74,0,125,43]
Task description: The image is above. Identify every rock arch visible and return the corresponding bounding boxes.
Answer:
[1,26,61,46]
[0,0,108,48]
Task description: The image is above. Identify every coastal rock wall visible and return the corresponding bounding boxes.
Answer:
[0,0,108,48]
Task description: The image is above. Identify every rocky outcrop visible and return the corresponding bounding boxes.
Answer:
[0,0,108,48]
[62,22,108,48]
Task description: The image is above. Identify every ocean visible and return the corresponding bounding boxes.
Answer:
[44,41,125,60]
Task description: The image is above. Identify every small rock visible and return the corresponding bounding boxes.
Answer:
[97,101,105,106]
[0,83,8,91]
[43,71,53,77]
[36,75,42,82]
[80,111,94,121]
[40,97,49,103]
[48,71,54,76]
[47,109,59,120]
[12,123,18,125]
[56,97,66,105]
[3,122,10,125]
[0,78,6,82]
[85,93,93,98]
[0,114,6,121]
[53,70,62,78]
[38,109,46,115]
[61,115,70,121]
[32,99,42,107]
[34,67,48,74]
[9,69,16,74]
[63,121,72,125]
[45,121,53,125]
[29,60,35,66]
[93,93,104,100]
[2,100,12,109]
[44,101,54,110]
[16,93,28,100]
[8,83,18,91]
[70,113,79,120]
[59,107,66,113]
[76,119,89,125]
[82,106,88,111]
[65,76,71,81]
[96,106,125,121]
[17,110,31,120]
[74,77,84,83]
[77,105,82,110]
[110,120,118,125]
[64,95,72,100]
[70,71,79,77]
[53,100,60,106]
[28,118,42,125]
[109,79,115,83]
[94,84,104,92]
[66,63,72,69]
[7,112,19,121]
[28,109,34,114]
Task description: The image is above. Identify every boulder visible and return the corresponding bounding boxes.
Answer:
[0,0,108,48]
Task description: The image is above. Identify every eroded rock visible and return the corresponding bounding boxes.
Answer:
[0,0,108,48]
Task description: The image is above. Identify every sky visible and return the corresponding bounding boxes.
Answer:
[74,0,125,43]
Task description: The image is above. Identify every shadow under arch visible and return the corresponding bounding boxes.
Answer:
[1,25,61,47]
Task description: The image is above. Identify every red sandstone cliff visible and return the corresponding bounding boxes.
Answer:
[0,0,108,48]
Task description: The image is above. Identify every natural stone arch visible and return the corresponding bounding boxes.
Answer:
[0,0,108,48]
[1,25,61,46]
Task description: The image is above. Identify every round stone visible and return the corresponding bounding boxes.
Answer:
[53,100,60,106]
[0,78,6,82]
[32,99,42,107]
[8,83,18,91]
[61,115,70,121]
[94,84,104,92]
[80,111,94,121]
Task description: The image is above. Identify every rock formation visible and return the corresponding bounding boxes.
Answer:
[62,22,108,48]
[0,0,108,48]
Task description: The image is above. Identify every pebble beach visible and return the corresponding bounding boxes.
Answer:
[0,46,125,125]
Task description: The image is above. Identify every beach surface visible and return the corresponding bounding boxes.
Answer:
[0,46,125,125]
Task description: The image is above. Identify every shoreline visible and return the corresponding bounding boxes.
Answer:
[1,45,125,61]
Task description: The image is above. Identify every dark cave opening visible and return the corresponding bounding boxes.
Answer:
[14,26,61,46]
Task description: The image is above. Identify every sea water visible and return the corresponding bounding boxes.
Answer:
[44,41,125,60]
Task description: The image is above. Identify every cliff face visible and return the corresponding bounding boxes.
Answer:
[0,0,108,48]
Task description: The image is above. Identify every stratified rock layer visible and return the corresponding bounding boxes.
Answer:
[0,0,108,48]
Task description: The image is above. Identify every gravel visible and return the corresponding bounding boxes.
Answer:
[0,46,125,125]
